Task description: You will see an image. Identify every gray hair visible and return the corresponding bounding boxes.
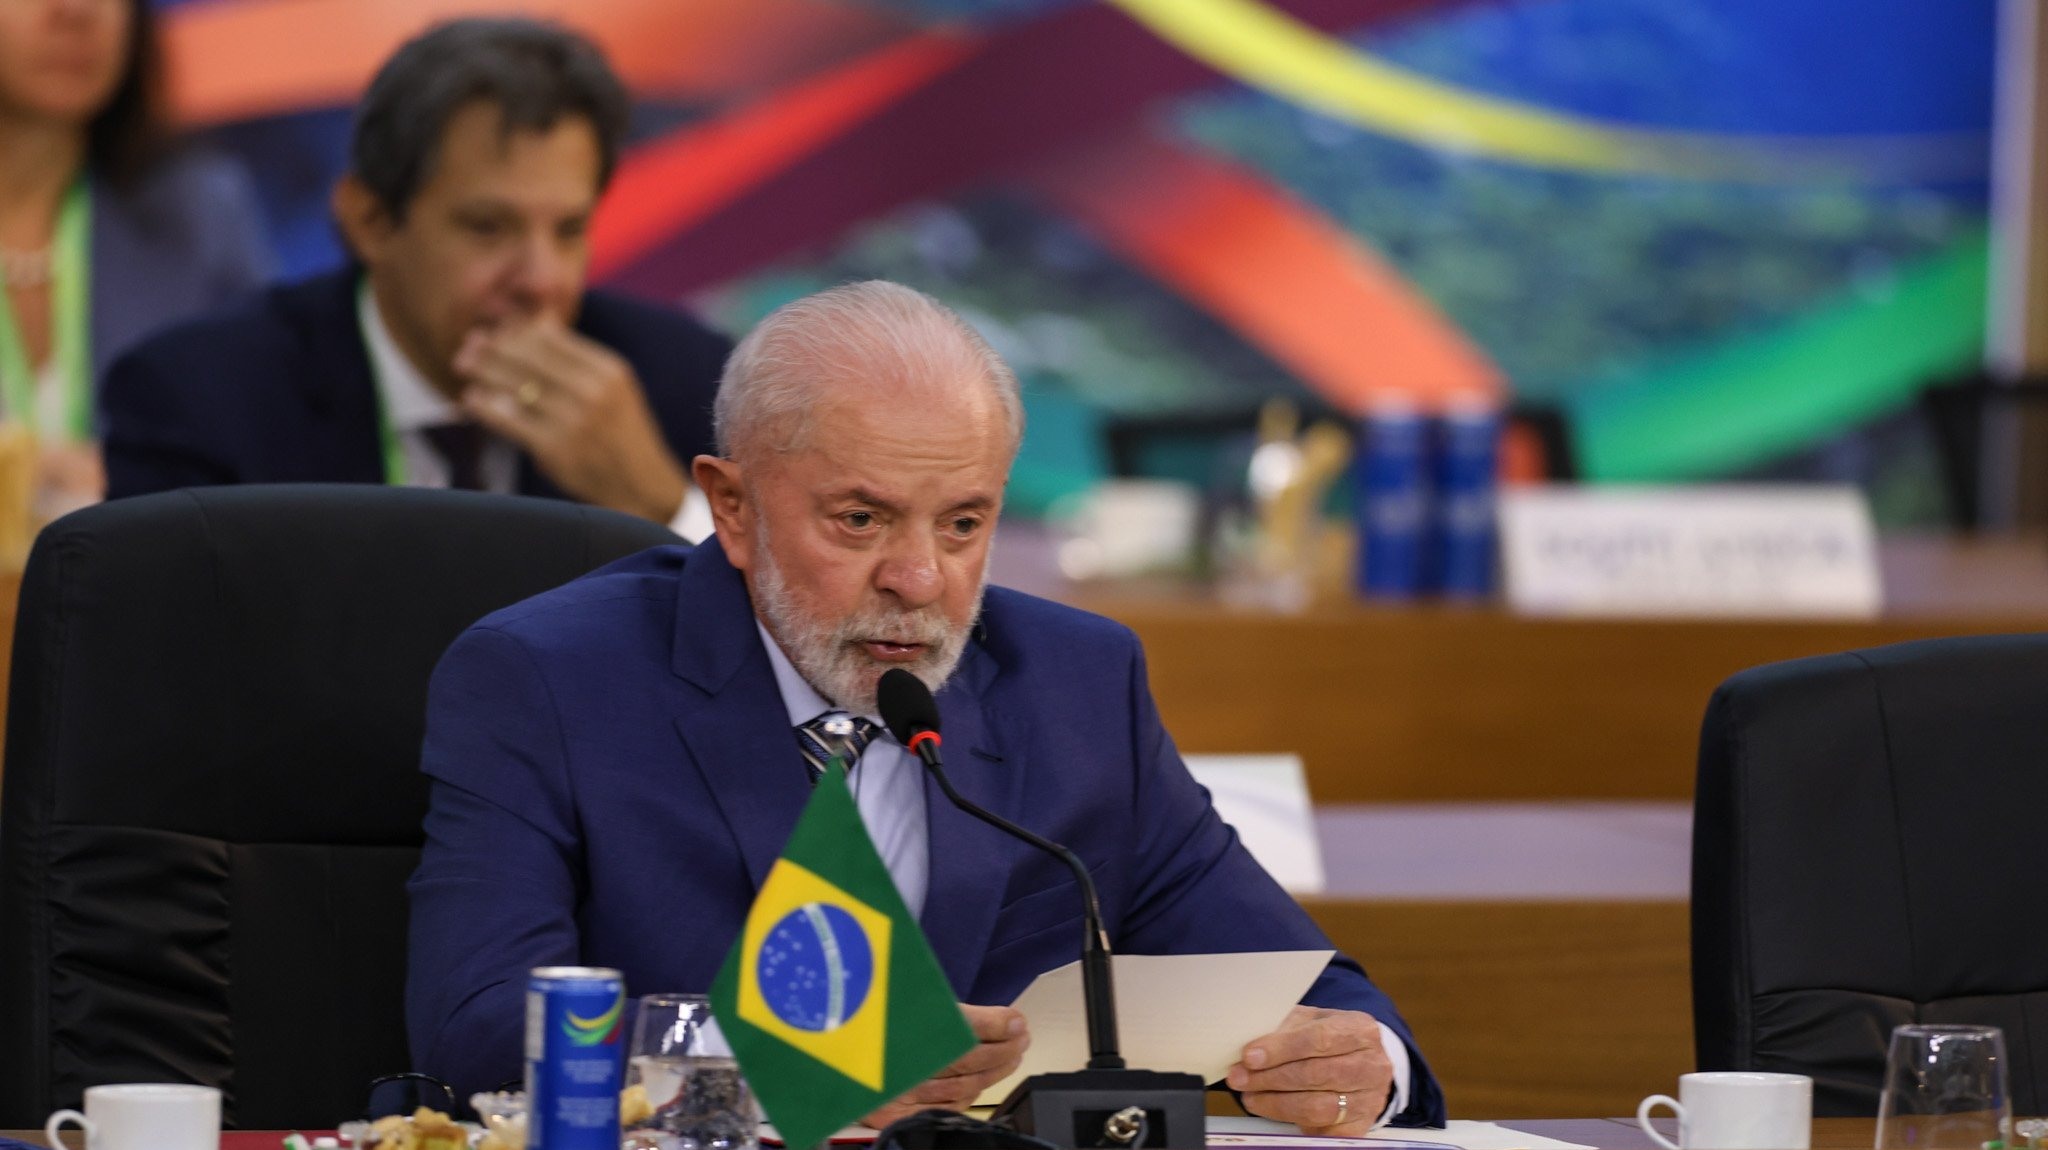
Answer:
[350,18,629,220]
[715,281,1024,461]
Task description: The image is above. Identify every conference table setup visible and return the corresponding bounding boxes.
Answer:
[0,492,2040,1150]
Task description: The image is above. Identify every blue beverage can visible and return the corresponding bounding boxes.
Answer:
[1354,406,1431,599]
[526,966,626,1150]
[1431,405,1503,599]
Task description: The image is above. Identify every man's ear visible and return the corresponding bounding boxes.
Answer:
[330,176,395,265]
[692,455,753,567]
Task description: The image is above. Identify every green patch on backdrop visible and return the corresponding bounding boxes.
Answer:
[1007,377,1105,518]
[1569,229,1988,481]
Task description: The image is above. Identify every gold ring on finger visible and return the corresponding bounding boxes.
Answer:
[517,380,542,412]
[1334,1093,1350,1125]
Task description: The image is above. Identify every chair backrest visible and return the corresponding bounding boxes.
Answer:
[1692,632,2048,1117]
[0,486,678,1129]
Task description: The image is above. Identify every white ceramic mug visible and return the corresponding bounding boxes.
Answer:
[45,1083,221,1150]
[1638,1071,1812,1149]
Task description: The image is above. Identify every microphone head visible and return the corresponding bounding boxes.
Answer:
[877,668,941,745]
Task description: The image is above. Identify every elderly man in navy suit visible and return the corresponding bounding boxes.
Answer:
[100,19,727,533]
[405,281,1446,1131]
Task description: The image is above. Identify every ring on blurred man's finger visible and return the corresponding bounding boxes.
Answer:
[516,380,542,412]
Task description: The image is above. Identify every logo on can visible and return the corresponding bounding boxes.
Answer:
[527,966,625,1150]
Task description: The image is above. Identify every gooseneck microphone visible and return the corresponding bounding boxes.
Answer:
[876,668,1204,1149]
[877,668,1123,1071]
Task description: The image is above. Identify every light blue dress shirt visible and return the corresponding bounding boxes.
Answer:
[756,622,930,917]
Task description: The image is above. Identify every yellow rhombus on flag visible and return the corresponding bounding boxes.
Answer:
[711,765,974,1149]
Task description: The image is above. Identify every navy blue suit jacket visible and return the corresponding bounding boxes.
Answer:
[99,269,729,502]
[405,537,1445,1124]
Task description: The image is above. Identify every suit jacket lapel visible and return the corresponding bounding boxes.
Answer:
[920,641,1024,995]
[278,270,387,484]
[667,536,810,890]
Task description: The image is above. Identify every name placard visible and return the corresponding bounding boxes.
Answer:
[1499,485,1883,618]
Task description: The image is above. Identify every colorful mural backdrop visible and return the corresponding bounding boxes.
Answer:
[159,0,1995,522]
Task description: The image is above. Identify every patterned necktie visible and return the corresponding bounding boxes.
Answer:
[796,712,880,782]
[421,422,486,491]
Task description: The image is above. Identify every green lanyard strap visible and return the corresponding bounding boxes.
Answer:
[0,179,92,442]
[357,278,410,486]
[376,392,405,485]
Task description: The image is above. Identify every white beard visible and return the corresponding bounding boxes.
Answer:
[750,525,986,716]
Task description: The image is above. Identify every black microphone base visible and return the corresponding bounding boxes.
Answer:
[990,1068,1207,1149]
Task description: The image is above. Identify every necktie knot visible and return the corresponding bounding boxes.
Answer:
[797,712,880,782]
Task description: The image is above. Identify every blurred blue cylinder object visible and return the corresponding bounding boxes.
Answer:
[1355,408,1431,599]
[1431,407,1503,599]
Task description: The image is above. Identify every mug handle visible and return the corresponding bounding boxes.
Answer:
[1637,1094,1685,1150]
[46,1108,95,1149]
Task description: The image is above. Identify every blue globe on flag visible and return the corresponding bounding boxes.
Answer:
[756,902,875,1032]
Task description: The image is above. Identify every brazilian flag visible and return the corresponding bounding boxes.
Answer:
[711,765,975,1149]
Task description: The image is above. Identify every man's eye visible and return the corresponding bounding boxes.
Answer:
[462,218,507,239]
[950,517,981,536]
[844,511,874,529]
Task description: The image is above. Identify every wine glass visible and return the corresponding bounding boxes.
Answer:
[627,994,758,1150]
[1875,1024,2012,1149]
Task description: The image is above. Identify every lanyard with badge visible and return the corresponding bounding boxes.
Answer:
[0,180,93,443]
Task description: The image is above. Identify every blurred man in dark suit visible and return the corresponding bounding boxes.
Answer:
[100,18,728,533]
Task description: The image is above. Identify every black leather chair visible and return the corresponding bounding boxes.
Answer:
[0,486,678,1129]
[1692,632,2048,1117]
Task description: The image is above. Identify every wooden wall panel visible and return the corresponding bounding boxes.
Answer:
[1303,899,1693,1120]
[1101,605,2042,802]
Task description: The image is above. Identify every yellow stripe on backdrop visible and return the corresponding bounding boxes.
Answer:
[1104,0,1988,184]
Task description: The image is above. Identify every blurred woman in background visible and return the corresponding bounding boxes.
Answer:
[0,0,269,517]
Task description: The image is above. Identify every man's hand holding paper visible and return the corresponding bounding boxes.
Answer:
[1229,1005,1397,1136]
[861,1005,1030,1130]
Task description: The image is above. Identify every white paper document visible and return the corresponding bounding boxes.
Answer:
[976,950,1334,1105]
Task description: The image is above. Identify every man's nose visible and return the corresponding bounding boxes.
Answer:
[874,532,943,609]
[506,233,572,312]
